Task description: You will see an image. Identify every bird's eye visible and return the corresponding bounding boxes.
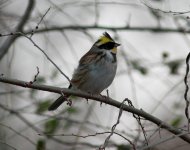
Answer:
[98,42,115,50]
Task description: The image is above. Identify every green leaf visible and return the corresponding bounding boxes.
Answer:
[66,107,78,114]
[131,60,148,75]
[44,119,59,135]
[36,76,46,84]
[36,100,51,114]
[162,51,169,60]
[69,95,77,99]
[36,139,45,150]
[117,144,130,150]
[165,59,183,75]
[138,67,148,75]
[50,69,59,79]
[171,116,182,127]
[63,121,73,129]
[173,102,183,109]
[30,89,37,98]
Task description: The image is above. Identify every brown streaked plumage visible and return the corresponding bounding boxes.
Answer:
[48,32,120,111]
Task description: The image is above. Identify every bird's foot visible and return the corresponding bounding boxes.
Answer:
[60,90,72,106]
[99,94,109,100]
[99,94,109,106]
[66,98,72,106]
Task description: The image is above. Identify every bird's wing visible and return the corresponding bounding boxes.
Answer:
[79,50,100,65]
[71,50,101,86]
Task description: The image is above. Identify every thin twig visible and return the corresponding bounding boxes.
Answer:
[184,52,190,131]
[0,103,102,148]
[1,26,190,38]
[0,0,35,59]
[30,66,40,84]
[0,123,36,146]
[147,124,162,141]
[28,25,190,34]
[0,140,17,150]
[20,32,71,83]
[30,7,51,37]
[99,99,136,150]
[39,131,135,149]
[32,112,137,140]
[142,1,190,15]
[127,99,148,146]
[140,131,190,150]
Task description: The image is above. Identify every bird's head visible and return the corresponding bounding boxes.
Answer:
[94,32,120,54]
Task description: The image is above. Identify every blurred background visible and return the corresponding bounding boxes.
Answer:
[0,0,190,149]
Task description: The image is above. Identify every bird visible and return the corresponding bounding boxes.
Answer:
[48,32,120,111]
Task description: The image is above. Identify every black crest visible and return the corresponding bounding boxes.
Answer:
[103,32,114,41]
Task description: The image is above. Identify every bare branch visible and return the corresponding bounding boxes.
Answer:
[1,77,190,143]
[142,1,190,15]
[1,26,190,40]
[30,7,51,37]
[0,102,105,148]
[140,131,190,150]
[0,0,35,59]
[100,99,136,150]
[0,140,17,150]
[30,66,40,84]
[25,25,190,35]
[19,32,71,83]
[127,99,148,146]
[0,123,36,146]
[39,131,135,149]
[184,52,190,131]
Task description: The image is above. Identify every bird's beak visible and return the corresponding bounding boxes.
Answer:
[115,43,121,47]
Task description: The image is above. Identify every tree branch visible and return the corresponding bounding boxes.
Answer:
[25,25,190,35]
[0,0,35,59]
[0,76,190,143]
[184,52,190,131]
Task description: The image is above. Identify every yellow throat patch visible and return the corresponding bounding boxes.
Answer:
[111,47,117,54]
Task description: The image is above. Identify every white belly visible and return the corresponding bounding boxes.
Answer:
[78,53,117,94]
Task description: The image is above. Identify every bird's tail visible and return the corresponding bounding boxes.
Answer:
[48,95,68,111]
